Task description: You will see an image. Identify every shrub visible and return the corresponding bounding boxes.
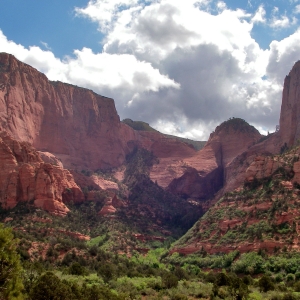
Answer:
[282,292,297,300]
[170,293,188,300]
[286,273,295,282]
[30,272,73,300]
[293,281,300,292]
[275,273,284,283]
[162,273,179,289]
[69,262,87,276]
[215,272,229,286]
[231,252,264,274]
[258,275,275,292]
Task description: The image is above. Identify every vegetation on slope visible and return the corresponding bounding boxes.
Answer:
[3,215,300,299]
[213,117,260,135]
[174,145,300,256]
[122,118,159,132]
[3,121,300,298]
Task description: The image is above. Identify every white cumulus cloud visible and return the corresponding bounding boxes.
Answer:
[1,0,300,140]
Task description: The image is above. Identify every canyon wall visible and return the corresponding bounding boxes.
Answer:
[0,53,137,170]
[3,53,300,214]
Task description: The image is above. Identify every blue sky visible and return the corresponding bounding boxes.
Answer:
[1,0,297,56]
[1,0,300,140]
[0,1,101,57]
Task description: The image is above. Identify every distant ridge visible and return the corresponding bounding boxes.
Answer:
[122,118,206,151]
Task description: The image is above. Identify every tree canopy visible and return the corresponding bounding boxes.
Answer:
[0,223,24,299]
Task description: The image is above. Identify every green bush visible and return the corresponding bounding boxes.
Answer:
[30,272,73,300]
[258,275,275,292]
[286,273,295,282]
[69,262,88,276]
[231,252,264,274]
[162,272,179,289]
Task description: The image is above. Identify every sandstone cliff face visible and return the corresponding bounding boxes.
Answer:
[0,128,84,215]
[5,52,300,220]
[279,60,300,147]
[221,134,281,197]
[0,52,137,170]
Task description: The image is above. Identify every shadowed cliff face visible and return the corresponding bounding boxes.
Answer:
[0,53,137,170]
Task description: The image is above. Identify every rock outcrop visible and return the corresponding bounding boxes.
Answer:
[279,60,300,147]
[0,128,84,215]
[3,52,300,224]
[166,118,262,200]
[171,61,300,255]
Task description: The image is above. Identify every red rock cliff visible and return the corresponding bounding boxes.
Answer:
[0,128,84,215]
[0,52,137,170]
[279,60,300,147]
[167,118,262,200]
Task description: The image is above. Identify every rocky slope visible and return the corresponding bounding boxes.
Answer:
[172,145,300,255]
[0,128,83,216]
[3,52,300,259]
[3,53,300,255]
[219,60,300,199]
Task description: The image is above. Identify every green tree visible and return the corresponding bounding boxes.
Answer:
[162,272,179,289]
[97,264,114,283]
[0,223,24,299]
[69,262,87,276]
[29,272,73,300]
[258,275,274,293]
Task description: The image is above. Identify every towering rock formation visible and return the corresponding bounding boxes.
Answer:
[218,61,300,196]
[0,52,137,170]
[279,60,300,147]
[170,61,300,255]
[166,118,262,200]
